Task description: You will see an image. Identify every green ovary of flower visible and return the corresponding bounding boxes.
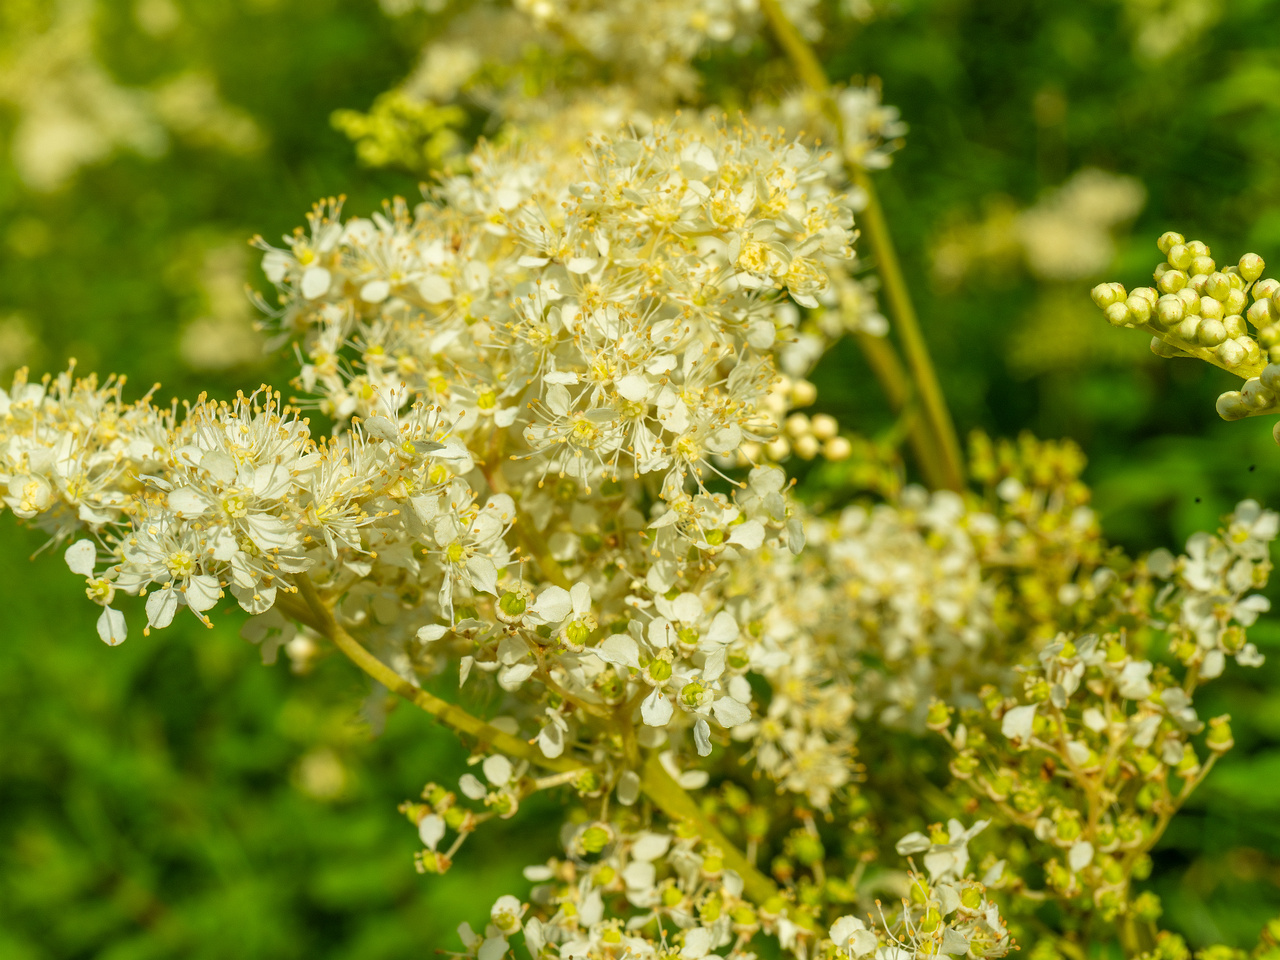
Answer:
[499,592,527,617]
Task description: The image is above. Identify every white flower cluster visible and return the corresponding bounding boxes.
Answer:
[451,818,1011,960]
[0,122,868,786]
[509,0,824,102]
[461,828,765,959]
[1147,498,1276,677]
[834,821,1011,960]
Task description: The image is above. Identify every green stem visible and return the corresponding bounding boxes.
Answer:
[639,752,778,905]
[282,575,581,774]
[856,331,939,485]
[282,576,779,905]
[758,0,965,492]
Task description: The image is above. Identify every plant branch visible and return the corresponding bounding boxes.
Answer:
[758,0,965,491]
[282,576,779,907]
[639,752,778,905]
[281,575,581,774]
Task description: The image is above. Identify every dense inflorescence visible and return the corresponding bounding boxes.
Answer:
[1,2,1277,958]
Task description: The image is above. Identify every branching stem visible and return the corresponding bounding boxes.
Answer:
[758,0,965,491]
[281,575,778,907]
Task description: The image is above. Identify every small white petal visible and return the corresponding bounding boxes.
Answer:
[97,607,128,645]
[728,520,765,550]
[146,587,179,630]
[186,574,221,613]
[712,696,751,727]
[641,687,673,726]
[693,718,712,756]
[596,634,639,668]
[617,374,649,402]
[1068,840,1094,872]
[360,279,390,303]
[418,814,446,850]
[64,540,96,577]
[300,266,331,299]
[482,754,513,787]
[1001,704,1037,742]
[459,773,487,800]
[466,556,498,596]
[532,585,572,622]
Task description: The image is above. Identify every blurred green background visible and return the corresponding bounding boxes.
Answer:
[3,0,1280,955]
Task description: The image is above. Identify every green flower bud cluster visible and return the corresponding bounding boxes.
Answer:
[1093,233,1266,376]
[1092,234,1280,437]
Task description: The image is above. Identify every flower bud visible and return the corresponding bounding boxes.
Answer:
[1213,389,1244,419]
[1206,715,1234,753]
[1191,255,1216,276]
[1248,298,1273,328]
[1241,335,1262,364]
[823,436,852,461]
[1155,295,1185,328]
[1217,339,1246,367]
[1241,378,1274,409]
[1175,317,1200,342]
[1105,302,1132,327]
[794,434,820,459]
[1226,288,1248,316]
[1157,269,1188,294]
[1199,297,1224,320]
[1167,243,1193,270]
[1240,252,1266,281]
[1205,272,1232,301]
[1091,282,1126,308]
[1158,231,1185,255]
[1223,314,1247,339]
[1197,318,1227,347]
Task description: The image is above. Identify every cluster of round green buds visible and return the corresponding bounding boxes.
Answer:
[1093,233,1267,378]
[743,410,853,463]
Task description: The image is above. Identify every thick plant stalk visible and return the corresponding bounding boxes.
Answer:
[280,575,581,773]
[282,574,779,904]
[759,0,966,492]
[639,752,778,905]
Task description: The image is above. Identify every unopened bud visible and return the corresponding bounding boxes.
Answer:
[1091,282,1126,308]
[1217,339,1247,367]
[1205,272,1232,301]
[1198,318,1227,347]
[1157,269,1188,294]
[810,413,838,439]
[1206,715,1234,753]
[1158,232,1185,254]
[1240,253,1266,282]
[1105,302,1132,327]
[1167,243,1193,270]
[1155,295,1185,328]
[823,436,852,461]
